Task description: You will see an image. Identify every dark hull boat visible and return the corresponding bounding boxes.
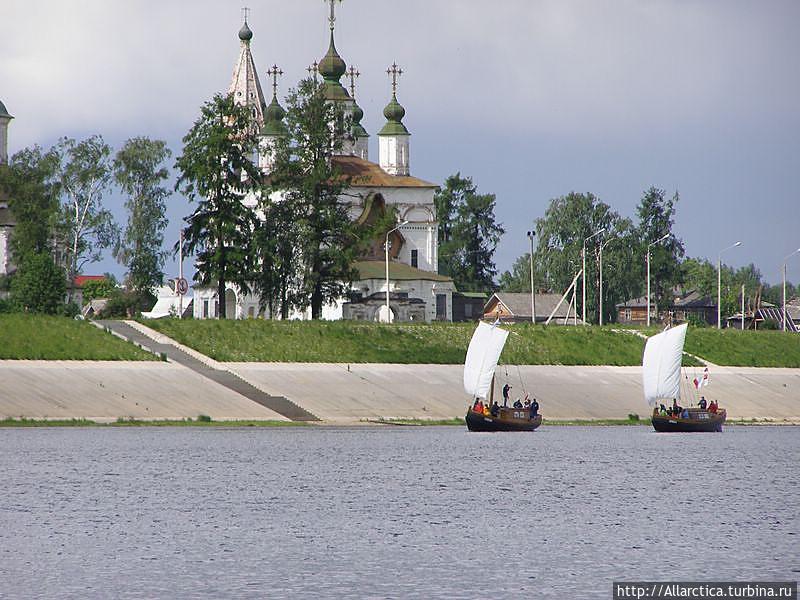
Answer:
[465,407,542,432]
[651,408,726,433]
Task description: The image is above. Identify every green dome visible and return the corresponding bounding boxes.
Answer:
[317,32,351,102]
[262,95,287,136]
[318,33,346,80]
[351,102,368,138]
[378,93,409,136]
[239,21,253,41]
[0,100,11,119]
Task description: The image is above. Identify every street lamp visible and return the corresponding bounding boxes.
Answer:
[527,230,536,324]
[717,241,742,329]
[598,236,615,326]
[783,248,800,332]
[384,220,409,323]
[582,228,605,324]
[646,234,669,327]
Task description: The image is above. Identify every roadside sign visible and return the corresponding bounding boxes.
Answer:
[176,277,189,295]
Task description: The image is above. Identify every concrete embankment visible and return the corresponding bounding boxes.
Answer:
[1,359,798,423]
[0,361,289,423]
[228,363,800,423]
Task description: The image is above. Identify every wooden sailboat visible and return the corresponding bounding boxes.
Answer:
[643,323,726,433]
[464,321,542,432]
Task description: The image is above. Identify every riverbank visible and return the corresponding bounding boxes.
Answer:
[2,360,798,424]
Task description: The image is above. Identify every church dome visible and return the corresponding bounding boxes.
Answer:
[318,33,346,81]
[262,95,288,136]
[383,94,405,122]
[238,21,253,41]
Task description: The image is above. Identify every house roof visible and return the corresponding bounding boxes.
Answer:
[74,275,106,287]
[616,290,716,309]
[354,260,453,282]
[332,155,437,189]
[485,292,578,320]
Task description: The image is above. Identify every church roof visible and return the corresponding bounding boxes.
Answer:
[354,260,453,282]
[0,100,11,119]
[332,155,436,189]
[229,21,267,129]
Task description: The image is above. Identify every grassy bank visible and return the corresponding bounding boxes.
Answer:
[0,314,155,360]
[145,319,648,365]
[685,329,800,368]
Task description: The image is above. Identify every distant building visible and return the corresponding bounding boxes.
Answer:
[482,292,581,324]
[192,10,454,322]
[452,292,487,322]
[616,290,717,326]
[0,98,14,281]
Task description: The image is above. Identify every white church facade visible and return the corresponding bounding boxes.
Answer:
[192,7,454,322]
[0,99,14,282]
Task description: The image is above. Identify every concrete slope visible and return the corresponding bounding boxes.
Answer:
[96,320,319,422]
[0,361,289,422]
[228,363,800,423]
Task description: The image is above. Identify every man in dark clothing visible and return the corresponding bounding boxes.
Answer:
[530,398,539,418]
[490,401,500,417]
[699,396,707,410]
[502,383,511,407]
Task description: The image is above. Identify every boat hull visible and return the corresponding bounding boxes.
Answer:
[465,408,542,432]
[651,409,726,433]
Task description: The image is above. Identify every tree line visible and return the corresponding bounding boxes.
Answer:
[496,189,794,325]
[0,136,171,315]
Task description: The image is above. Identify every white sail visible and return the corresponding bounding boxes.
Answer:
[642,323,688,406]
[463,321,510,399]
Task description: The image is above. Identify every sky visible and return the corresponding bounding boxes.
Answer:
[2,0,799,286]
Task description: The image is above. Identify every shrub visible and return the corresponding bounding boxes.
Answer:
[627,413,640,421]
[10,253,66,314]
[197,414,212,422]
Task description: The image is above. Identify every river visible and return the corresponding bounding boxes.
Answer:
[1,426,797,599]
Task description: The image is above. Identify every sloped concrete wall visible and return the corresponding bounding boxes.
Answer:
[0,361,289,422]
[228,363,800,423]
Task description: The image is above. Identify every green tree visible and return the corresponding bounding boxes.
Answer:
[434,174,504,292]
[265,79,363,319]
[81,277,118,303]
[680,257,716,297]
[499,253,540,293]
[175,93,260,319]
[113,137,171,298]
[10,253,66,314]
[535,192,635,323]
[53,136,120,302]
[0,145,61,265]
[635,187,684,312]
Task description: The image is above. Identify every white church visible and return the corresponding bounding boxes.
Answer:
[191,6,455,322]
[0,99,13,281]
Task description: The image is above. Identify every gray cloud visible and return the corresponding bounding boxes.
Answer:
[2,0,799,284]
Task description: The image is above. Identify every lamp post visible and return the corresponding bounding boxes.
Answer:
[582,228,605,325]
[384,220,409,323]
[783,248,800,332]
[646,234,669,327]
[527,230,536,324]
[717,241,742,329]
[599,236,615,326]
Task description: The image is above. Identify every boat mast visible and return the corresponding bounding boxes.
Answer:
[489,374,495,406]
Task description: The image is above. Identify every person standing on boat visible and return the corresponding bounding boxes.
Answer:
[698,396,707,410]
[502,383,511,407]
[530,398,539,418]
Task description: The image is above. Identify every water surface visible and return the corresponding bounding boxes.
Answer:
[1,426,797,599]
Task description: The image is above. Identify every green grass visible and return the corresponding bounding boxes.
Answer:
[685,329,800,367]
[145,319,649,365]
[0,314,155,360]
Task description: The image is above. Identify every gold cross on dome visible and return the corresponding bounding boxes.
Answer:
[387,62,403,94]
[307,61,319,81]
[347,66,360,99]
[267,64,283,96]
[326,0,342,31]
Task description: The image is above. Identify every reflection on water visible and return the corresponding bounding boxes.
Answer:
[1,426,797,599]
